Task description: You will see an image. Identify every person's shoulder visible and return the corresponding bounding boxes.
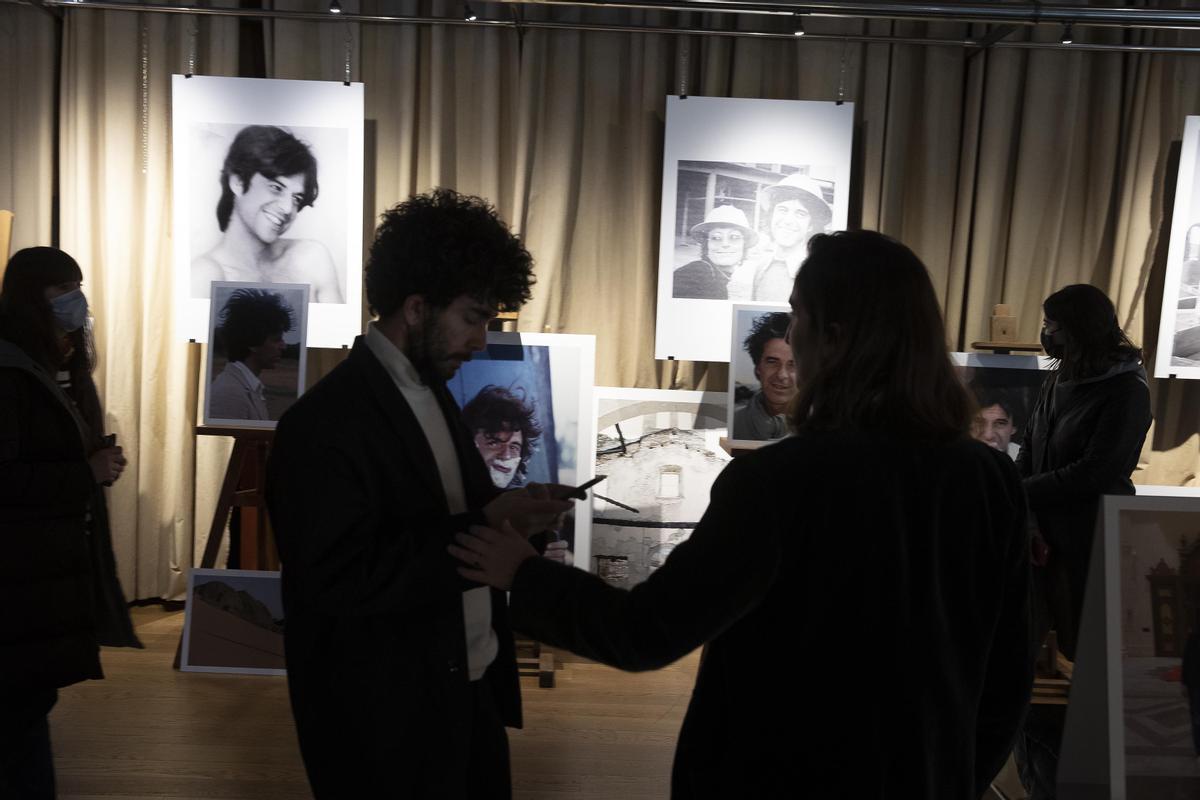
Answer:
[276,355,363,432]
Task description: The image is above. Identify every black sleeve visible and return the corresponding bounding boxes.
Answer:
[974,454,1035,793]
[267,427,487,617]
[1022,378,1150,509]
[508,455,780,672]
[0,375,94,509]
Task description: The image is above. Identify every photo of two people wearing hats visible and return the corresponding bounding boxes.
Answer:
[671,161,835,303]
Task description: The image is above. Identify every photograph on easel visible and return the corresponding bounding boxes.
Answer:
[204,281,309,428]
[950,353,1054,462]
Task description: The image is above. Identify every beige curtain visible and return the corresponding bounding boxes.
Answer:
[58,8,239,599]
[0,4,56,253]
[4,4,1199,598]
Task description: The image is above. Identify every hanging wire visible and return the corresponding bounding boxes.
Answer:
[140,14,150,174]
[344,22,352,84]
[678,35,690,98]
[186,15,198,76]
[837,39,848,105]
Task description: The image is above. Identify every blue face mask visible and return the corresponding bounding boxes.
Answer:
[50,289,89,332]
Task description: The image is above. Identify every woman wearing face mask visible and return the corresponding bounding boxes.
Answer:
[0,247,141,797]
[1014,283,1152,800]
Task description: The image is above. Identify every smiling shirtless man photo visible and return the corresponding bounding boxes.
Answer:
[191,125,344,303]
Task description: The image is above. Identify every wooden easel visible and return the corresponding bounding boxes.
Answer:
[197,425,277,570]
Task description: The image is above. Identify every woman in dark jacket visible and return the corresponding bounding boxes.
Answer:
[0,247,140,798]
[1015,283,1152,799]
[452,231,1033,798]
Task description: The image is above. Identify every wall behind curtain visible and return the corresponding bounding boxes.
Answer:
[3,3,1198,599]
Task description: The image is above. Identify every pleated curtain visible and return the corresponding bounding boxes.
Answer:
[1,0,1197,598]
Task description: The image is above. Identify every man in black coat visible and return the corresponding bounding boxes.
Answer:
[265,189,571,799]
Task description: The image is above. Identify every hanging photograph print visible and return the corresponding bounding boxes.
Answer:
[1156,116,1200,378]
[447,333,597,571]
[654,96,854,362]
[172,75,364,348]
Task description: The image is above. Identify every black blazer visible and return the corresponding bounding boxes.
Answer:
[509,432,1031,799]
[265,336,518,798]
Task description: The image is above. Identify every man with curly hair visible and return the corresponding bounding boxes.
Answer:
[208,288,295,421]
[266,188,572,799]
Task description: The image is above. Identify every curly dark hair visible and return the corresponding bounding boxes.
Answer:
[461,385,542,471]
[1043,284,1142,381]
[970,387,1016,422]
[217,289,295,362]
[217,125,318,232]
[365,188,535,317]
[743,311,792,366]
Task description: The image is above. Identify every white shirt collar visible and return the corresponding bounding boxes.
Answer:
[230,360,264,394]
[365,322,426,390]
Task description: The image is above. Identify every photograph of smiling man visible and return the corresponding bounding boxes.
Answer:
[192,126,342,303]
[173,76,363,348]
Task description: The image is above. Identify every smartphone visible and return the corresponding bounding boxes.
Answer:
[561,474,606,500]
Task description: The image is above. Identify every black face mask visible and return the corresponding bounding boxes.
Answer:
[1040,330,1065,359]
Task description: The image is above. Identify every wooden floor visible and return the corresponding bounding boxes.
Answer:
[50,606,697,799]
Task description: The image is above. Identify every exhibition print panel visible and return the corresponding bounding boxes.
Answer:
[447,332,597,571]
[1092,495,1200,800]
[950,353,1053,462]
[1156,116,1200,378]
[172,75,364,348]
[204,281,308,429]
[654,96,854,362]
[727,304,794,444]
[591,387,729,587]
[181,568,286,676]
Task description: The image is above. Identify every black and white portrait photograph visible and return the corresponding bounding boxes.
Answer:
[951,353,1053,462]
[1156,115,1200,379]
[447,332,596,569]
[172,75,363,348]
[591,388,729,587]
[728,304,795,443]
[654,95,854,362]
[204,282,308,429]
[673,162,834,303]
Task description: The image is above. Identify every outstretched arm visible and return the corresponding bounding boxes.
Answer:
[454,456,782,672]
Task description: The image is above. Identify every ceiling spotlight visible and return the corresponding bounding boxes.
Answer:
[328,0,341,13]
[464,3,478,22]
[793,14,806,37]
[1061,22,1073,44]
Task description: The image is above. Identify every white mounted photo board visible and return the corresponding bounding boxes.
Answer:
[1156,115,1200,379]
[591,387,729,587]
[204,281,308,429]
[181,568,286,676]
[654,95,854,362]
[172,75,364,348]
[447,332,597,572]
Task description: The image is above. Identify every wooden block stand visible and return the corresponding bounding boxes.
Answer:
[517,640,557,688]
